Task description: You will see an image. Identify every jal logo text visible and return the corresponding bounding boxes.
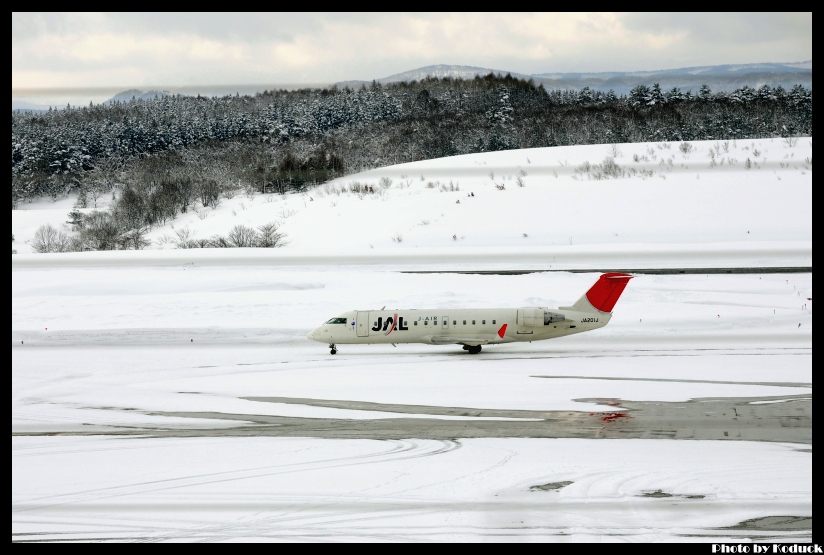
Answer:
[372,315,409,335]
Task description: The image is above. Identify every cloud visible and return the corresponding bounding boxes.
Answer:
[12,12,812,89]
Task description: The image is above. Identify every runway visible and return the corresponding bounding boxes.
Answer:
[15,390,812,444]
[12,266,812,541]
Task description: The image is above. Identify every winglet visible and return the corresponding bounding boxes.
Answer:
[497,323,508,338]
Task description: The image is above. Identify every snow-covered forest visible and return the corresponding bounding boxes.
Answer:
[11,73,812,252]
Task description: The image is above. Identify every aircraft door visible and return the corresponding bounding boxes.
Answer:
[442,316,449,330]
[356,311,370,337]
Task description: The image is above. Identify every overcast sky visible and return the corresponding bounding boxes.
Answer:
[12,12,812,90]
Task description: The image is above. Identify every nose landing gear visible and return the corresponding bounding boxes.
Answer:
[329,343,337,355]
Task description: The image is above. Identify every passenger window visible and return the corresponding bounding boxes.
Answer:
[453,320,456,325]
[482,320,486,325]
[414,321,418,326]
[424,321,428,325]
[472,320,476,325]
[493,320,496,324]
[463,320,466,325]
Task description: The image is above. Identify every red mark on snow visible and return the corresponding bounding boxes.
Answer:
[497,323,508,338]
[591,412,629,423]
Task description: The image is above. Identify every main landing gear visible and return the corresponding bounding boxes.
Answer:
[329,343,337,355]
[462,345,482,354]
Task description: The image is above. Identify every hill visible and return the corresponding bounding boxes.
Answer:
[104,89,175,104]
[336,61,813,94]
[12,137,812,266]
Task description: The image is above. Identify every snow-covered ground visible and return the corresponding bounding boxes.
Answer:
[12,138,812,541]
[12,137,812,254]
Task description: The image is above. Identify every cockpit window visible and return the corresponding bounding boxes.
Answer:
[325,317,348,324]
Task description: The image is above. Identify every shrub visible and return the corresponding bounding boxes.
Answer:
[174,222,286,249]
[256,222,287,248]
[75,211,122,251]
[599,156,623,178]
[227,225,258,247]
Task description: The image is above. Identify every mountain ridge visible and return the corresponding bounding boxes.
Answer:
[335,61,812,94]
[104,89,175,104]
[19,60,810,111]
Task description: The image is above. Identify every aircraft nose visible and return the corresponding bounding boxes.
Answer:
[306,329,317,340]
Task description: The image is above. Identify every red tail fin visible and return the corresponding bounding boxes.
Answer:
[585,273,633,313]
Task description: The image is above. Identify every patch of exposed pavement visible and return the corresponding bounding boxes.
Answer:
[531,375,812,388]
[13,394,811,444]
[640,489,705,499]
[530,481,573,492]
[718,515,811,532]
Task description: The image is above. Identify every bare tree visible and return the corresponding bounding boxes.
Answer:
[32,224,58,253]
[198,179,221,208]
[32,224,72,253]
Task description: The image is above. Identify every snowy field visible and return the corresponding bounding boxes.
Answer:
[12,138,812,542]
[12,137,812,254]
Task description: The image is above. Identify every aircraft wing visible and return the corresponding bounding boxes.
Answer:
[428,335,500,346]
[428,324,510,346]
[430,336,486,345]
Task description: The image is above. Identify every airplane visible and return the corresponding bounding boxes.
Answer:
[307,272,633,354]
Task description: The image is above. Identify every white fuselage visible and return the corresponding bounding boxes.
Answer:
[307,307,611,347]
